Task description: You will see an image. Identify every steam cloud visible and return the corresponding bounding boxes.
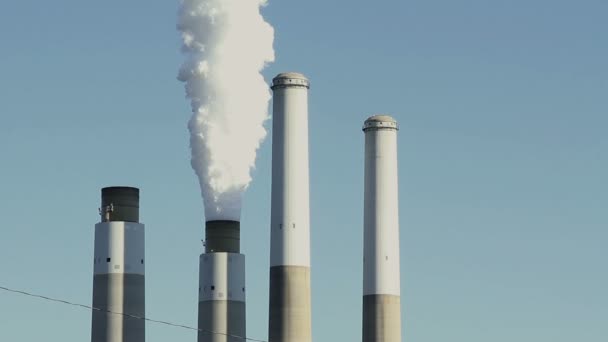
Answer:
[177,0,275,221]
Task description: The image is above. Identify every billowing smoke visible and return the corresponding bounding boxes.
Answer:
[177,0,275,221]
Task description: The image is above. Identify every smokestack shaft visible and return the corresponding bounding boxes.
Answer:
[268,73,312,342]
[198,220,246,342]
[362,116,402,342]
[91,187,145,342]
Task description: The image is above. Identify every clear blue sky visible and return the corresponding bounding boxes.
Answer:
[1,0,606,341]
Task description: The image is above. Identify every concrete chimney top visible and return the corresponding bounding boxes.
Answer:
[100,186,140,222]
[363,115,399,131]
[272,72,310,89]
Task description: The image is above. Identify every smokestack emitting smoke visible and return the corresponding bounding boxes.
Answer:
[177,2,273,341]
[177,0,275,221]
[91,187,145,342]
[362,115,402,342]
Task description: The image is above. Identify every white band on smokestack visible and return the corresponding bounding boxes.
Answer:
[94,222,145,275]
[199,253,245,303]
[270,72,311,268]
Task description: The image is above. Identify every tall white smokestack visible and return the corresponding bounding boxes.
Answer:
[362,115,402,342]
[269,72,312,342]
[91,187,145,342]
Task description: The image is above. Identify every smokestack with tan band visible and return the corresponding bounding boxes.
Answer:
[268,72,312,342]
[362,115,402,342]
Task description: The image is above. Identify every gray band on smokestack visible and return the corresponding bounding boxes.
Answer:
[205,220,240,253]
[101,186,140,222]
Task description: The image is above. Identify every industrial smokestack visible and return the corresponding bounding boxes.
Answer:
[91,187,145,342]
[177,2,274,340]
[198,220,246,342]
[362,115,402,342]
[268,72,312,342]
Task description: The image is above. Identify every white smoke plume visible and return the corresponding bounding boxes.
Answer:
[177,0,274,221]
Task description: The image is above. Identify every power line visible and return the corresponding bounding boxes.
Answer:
[0,285,266,342]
